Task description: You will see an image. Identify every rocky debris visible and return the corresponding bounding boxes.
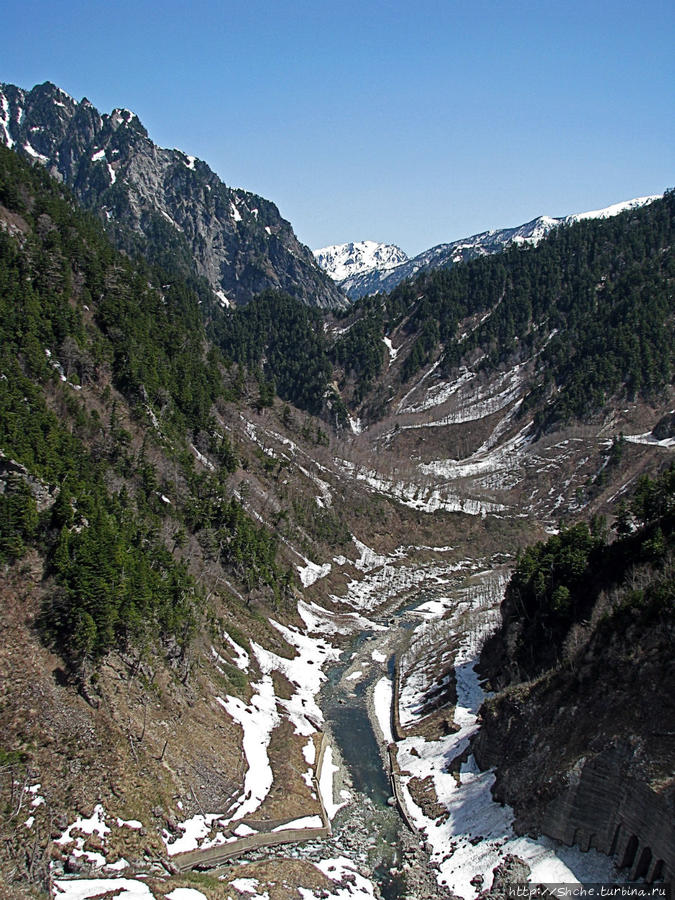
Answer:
[479,854,531,900]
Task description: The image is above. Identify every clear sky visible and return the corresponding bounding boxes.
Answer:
[3,0,674,255]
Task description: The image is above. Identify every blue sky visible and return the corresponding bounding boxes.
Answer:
[3,0,674,255]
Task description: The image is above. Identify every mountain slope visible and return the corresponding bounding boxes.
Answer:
[0,80,346,309]
[1,141,488,898]
[325,196,661,299]
[319,192,674,530]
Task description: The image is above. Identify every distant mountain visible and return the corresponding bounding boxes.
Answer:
[322,197,661,299]
[313,240,408,285]
[0,80,346,309]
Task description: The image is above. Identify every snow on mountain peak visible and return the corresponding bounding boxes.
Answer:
[326,194,663,300]
[567,196,662,224]
[314,240,408,282]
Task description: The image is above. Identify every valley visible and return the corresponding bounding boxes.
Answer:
[0,82,673,900]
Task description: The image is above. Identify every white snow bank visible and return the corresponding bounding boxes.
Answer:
[166,888,209,900]
[352,537,391,572]
[216,674,279,822]
[318,745,347,819]
[272,814,323,831]
[297,599,379,636]
[297,559,332,587]
[373,677,393,743]
[300,856,377,899]
[625,431,675,448]
[223,632,250,671]
[53,879,153,900]
[383,336,399,361]
[162,811,224,856]
[252,617,340,736]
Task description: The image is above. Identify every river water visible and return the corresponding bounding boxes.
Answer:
[317,580,458,900]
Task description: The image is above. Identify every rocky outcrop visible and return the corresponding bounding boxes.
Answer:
[0,81,346,309]
[0,452,58,511]
[474,529,675,886]
[479,855,531,899]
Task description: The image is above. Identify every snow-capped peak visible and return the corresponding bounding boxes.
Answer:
[328,194,663,300]
[314,240,408,283]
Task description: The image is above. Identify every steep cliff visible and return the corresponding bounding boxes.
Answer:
[474,472,675,885]
[0,80,346,309]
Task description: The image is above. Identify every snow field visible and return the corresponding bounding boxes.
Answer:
[298,558,333,587]
[53,878,156,899]
[340,463,507,515]
[319,745,348,820]
[393,569,624,897]
[297,599,378,636]
[216,673,279,823]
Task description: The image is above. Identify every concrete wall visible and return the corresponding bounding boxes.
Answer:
[542,752,674,887]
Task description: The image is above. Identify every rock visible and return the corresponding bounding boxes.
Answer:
[65,854,86,874]
[0,81,347,311]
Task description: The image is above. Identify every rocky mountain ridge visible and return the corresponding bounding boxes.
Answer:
[0,80,346,309]
[320,195,661,299]
[313,240,408,284]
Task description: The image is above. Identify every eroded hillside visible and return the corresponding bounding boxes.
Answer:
[1,138,673,900]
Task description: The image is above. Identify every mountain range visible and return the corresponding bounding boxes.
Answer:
[317,196,661,299]
[0,78,673,900]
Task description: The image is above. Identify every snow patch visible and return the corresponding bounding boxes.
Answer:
[625,431,675,449]
[166,889,209,900]
[373,677,394,743]
[0,95,15,148]
[297,559,332,587]
[215,675,279,821]
[53,879,154,900]
[383,336,398,361]
[272,814,323,831]
[318,745,347,819]
[23,141,49,163]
